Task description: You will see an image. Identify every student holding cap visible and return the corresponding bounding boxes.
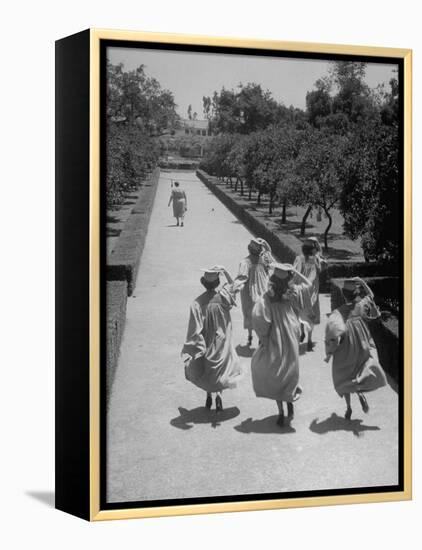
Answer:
[293,236,326,351]
[251,262,312,427]
[324,277,387,420]
[181,266,243,412]
[236,237,275,347]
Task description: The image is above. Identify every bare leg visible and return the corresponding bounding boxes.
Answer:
[358,392,369,413]
[300,322,306,343]
[307,328,313,351]
[247,330,252,346]
[215,391,223,412]
[287,402,294,418]
[276,401,285,426]
[205,392,212,409]
[344,393,352,420]
[176,217,179,226]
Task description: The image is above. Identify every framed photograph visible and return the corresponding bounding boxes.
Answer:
[55,29,412,521]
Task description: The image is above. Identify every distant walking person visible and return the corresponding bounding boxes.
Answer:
[293,236,326,351]
[236,238,275,347]
[168,181,187,226]
[324,277,387,420]
[251,263,312,427]
[182,266,243,412]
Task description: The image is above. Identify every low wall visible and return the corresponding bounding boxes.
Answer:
[330,277,399,382]
[106,280,128,402]
[107,168,160,295]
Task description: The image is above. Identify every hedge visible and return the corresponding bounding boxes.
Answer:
[106,280,128,402]
[107,168,160,295]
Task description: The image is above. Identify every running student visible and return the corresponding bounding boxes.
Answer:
[293,236,326,351]
[236,238,274,347]
[181,266,243,412]
[251,262,311,427]
[324,277,387,420]
[168,181,187,226]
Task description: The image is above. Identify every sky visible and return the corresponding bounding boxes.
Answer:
[108,46,397,119]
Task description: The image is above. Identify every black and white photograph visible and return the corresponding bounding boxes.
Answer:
[103,41,404,508]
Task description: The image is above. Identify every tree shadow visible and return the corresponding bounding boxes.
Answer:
[234,415,296,435]
[166,224,181,228]
[236,344,255,358]
[26,490,55,508]
[170,406,240,430]
[309,413,380,437]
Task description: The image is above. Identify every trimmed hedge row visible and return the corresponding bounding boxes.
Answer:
[330,277,399,382]
[160,160,200,170]
[107,168,160,295]
[106,280,128,401]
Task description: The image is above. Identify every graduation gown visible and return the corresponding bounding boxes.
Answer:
[251,287,304,402]
[182,288,242,392]
[326,297,387,397]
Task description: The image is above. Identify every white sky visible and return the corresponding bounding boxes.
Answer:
[108,46,397,118]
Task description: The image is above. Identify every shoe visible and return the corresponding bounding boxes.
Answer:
[345,407,352,420]
[205,393,212,409]
[247,334,252,346]
[358,393,369,414]
[215,395,223,412]
[181,222,184,227]
[277,414,285,427]
[300,323,305,343]
[287,402,294,418]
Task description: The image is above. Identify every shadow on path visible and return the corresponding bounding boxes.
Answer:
[309,413,380,437]
[234,416,296,435]
[170,406,240,430]
[26,490,55,508]
[236,344,256,358]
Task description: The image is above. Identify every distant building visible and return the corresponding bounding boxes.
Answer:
[174,118,211,137]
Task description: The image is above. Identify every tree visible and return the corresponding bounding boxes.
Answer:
[294,128,348,249]
[207,83,290,135]
[306,78,332,127]
[106,62,177,207]
[340,119,399,263]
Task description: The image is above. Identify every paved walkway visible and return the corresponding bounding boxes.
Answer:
[107,170,399,503]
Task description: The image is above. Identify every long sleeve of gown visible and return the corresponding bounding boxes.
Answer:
[252,296,272,342]
[181,302,206,359]
[236,259,249,283]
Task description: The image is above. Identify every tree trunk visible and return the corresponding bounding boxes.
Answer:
[257,191,261,206]
[240,177,244,196]
[234,178,238,192]
[248,186,252,200]
[281,199,287,224]
[300,205,313,236]
[323,206,332,251]
[269,190,275,214]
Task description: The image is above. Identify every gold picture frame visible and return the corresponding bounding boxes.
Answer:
[55,28,412,521]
